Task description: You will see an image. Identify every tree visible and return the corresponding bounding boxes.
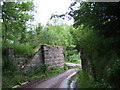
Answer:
[2,2,34,44]
[68,2,120,88]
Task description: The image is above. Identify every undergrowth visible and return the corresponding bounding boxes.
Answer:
[3,43,35,55]
[31,66,64,80]
[76,70,95,88]
[76,70,112,88]
[65,60,81,64]
[2,56,65,88]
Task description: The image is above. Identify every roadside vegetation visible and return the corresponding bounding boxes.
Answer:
[2,2,80,88]
[2,56,65,88]
[68,1,120,88]
[65,60,81,64]
[2,1,120,88]
[68,71,79,89]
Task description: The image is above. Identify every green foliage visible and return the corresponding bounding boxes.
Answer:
[2,56,18,76]
[2,1,81,89]
[77,70,94,88]
[24,64,48,77]
[45,67,64,77]
[26,66,64,80]
[38,24,74,47]
[72,24,120,88]
[77,70,111,88]
[3,62,64,88]
[68,2,120,88]
[2,56,27,88]
[30,67,64,81]
[35,22,79,63]
[3,43,34,55]
[65,60,81,64]
[65,52,80,62]
[2,2,34,43]
[105,57,120,88]
[64,64,69,70]
[13,43,34,55]
[2,75,29,88]
[2,56,65,88]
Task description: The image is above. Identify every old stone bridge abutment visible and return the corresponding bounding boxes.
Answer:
[3,45,64,72]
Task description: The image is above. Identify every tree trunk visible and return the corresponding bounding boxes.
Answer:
[3,19,7,43]
[80,48,91,72]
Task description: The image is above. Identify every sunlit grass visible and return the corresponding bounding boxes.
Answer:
[31,67,64,80]
[65,60,81,64]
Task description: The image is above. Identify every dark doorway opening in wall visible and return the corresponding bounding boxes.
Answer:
[41,45,45,63]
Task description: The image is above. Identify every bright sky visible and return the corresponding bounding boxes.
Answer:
[33,0,74,25]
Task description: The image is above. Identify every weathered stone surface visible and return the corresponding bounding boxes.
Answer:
[42,45,64,68]
[4,45,64,72]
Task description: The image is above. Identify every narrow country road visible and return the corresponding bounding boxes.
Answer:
[20,68,78,88]
[65,62,81,67]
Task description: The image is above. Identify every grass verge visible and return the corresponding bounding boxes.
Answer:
[30,67,64,80]
[68,72,78,89]
[65,60,81,64]
[3,67,64,88]
[76,70,95,88]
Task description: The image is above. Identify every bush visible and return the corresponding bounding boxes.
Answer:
[2,56,26,88]
[24,65,64,81]
[77,70,108,88]
[77,70,95,88]
[64,64,69,70]
[2,52,65,88]
[48,67,64,75]
[106,58,120,88]
[2,56,18,76]
[24,64,48,77]
[3,43,35,55]
[2,61,65,88]
[13,43,34,55]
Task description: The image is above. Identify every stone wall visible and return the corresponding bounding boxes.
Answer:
[42,45,64,68]
[3,47,33,70]
[23,49,43,72]
[14,55,33,69]
[3,45,64,71]
[3,45,65,71]
[24,45,64,71]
